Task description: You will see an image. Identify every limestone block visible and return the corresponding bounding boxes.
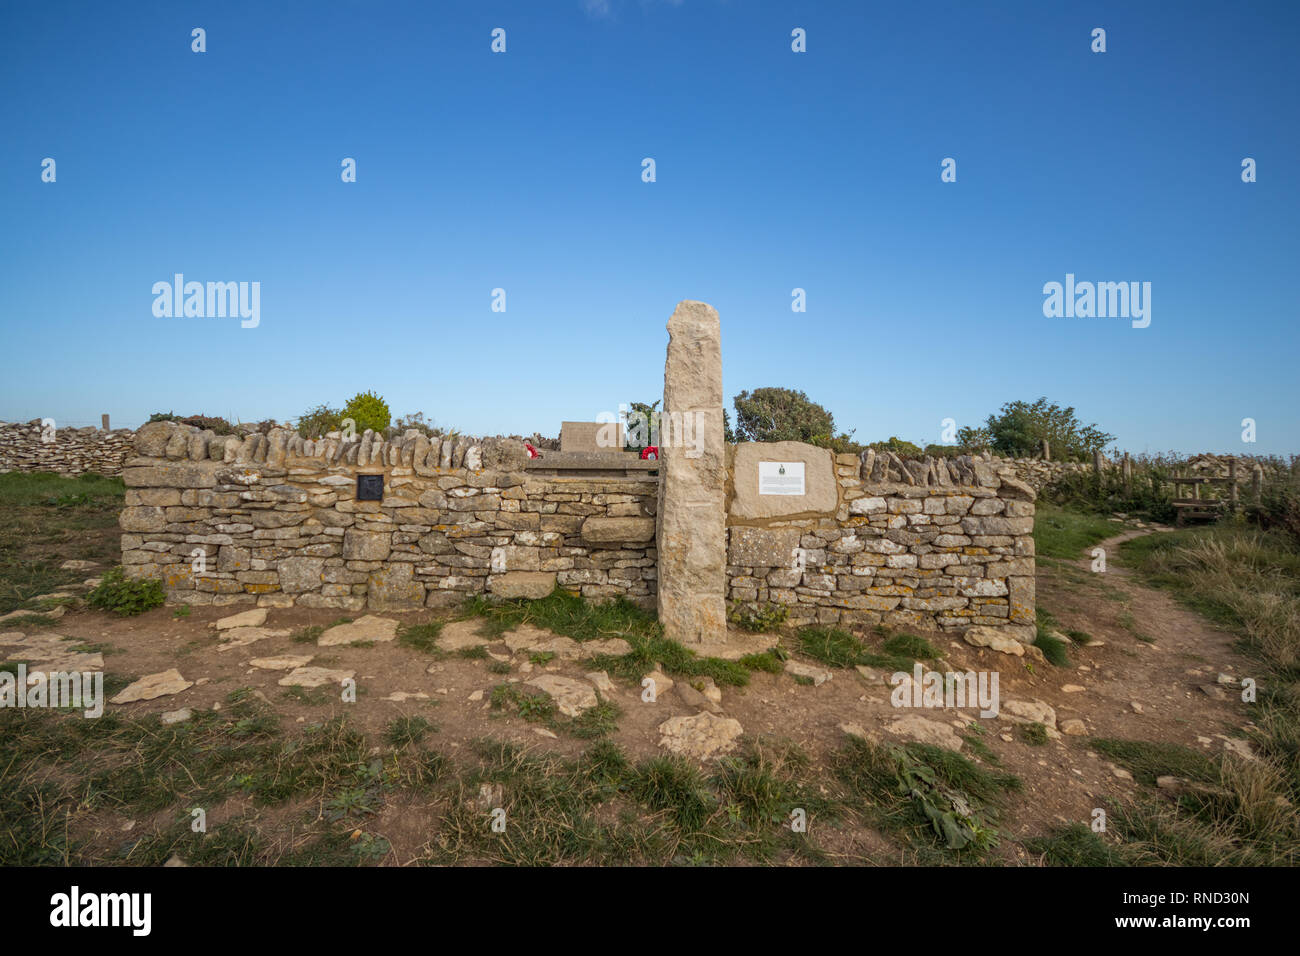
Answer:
[729,441,837,520]
[343,528,391,561]
[581,516,655,544]
[367,563,426,610]
[122,461,218,489]
[727,526,804,569]
[656,301,727,645]
[278,556,325,593]
[489,571,557,599]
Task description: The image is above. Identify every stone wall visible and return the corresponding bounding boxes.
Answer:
[866,453,1084,494]
[0,420,135,476]
[120,420,657,610]
[967,452,1286,493]
[725,444,1036,641]
[989,457,1085,491]
[116,422,1035,633]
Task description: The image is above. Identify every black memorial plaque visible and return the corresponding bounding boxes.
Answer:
[357,474,384,501]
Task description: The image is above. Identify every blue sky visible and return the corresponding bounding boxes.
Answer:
[1,0,1296,454]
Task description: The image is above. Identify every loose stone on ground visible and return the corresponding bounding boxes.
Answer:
[248,654,314,671]
[437,620,493,651]
[785,660,832,685]
[886,714,964,752]
[963,625,1025,656]
[110,669,193,704]
[278,666,355,689]
[523,674,598,716]
[217,626,291,650]
[317,615,400,646]
[213,608,268,631]
[0,632,103,671]
[657,712,744,760]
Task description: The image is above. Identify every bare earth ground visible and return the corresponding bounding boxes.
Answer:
[1,521,1259,865]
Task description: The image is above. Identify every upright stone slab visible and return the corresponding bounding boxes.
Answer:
[657,301,727,644]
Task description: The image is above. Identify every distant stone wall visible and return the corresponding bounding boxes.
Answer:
[970,452,1285,493]
[0,420,135,476]
[725,444,1036,640]
[990,457,1085,491]
[859,452,1085,493]
[120,420,657,609]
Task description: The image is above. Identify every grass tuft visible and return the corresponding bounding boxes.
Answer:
[397,621,443,653]
[1033,630,1070,667]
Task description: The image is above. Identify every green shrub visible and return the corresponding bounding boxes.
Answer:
[1045,463,1175,522]
[868,436,923,456]
[147,412,235,435]
[732,387,836,444]
[392,412,436,437]
[341,391,391,435]
[922,444,969,459]
[296,404,343,439]
[808,432,864,455]
[979,397,1114,461]
[623,400,660,451]
[1247,475,1300,543]
[87,568,164,616]
[181,414,236,435]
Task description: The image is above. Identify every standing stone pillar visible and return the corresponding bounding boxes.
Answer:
[657,301,727,645]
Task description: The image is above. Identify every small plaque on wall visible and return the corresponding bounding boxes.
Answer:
[357,474,384,501]
[758,461,805,495]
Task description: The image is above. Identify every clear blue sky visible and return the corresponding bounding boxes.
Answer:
[2,0,1296,455]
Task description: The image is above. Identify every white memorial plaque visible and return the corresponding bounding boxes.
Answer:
[758,461,805,496]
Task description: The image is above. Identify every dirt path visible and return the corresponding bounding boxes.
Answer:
[1012,526,1259,843]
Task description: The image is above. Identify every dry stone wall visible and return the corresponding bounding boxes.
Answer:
[993,457,1091,491]
[978,452,1284,492]
[725,444,1036,641]
[120,420,657,609]
[0,420,135,476]
[856,449,1084,494]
